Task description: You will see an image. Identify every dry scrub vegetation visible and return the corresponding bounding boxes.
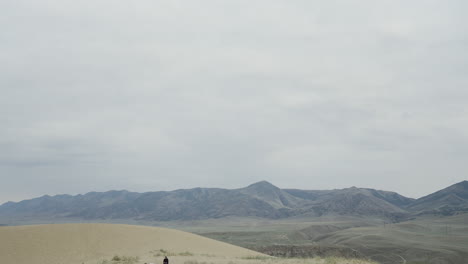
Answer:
[99,255,140,264]
[98,250,376,264]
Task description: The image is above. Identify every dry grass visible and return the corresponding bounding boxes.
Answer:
[163,255,376,264]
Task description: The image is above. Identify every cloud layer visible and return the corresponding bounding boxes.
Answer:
[1,0,467,203]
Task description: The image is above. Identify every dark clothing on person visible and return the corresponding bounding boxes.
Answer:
[163,256,169,264]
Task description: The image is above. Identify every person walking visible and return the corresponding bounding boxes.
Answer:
[163,256,169,264]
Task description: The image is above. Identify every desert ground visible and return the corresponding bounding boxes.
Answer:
[187,215,468,264]
[139,214,468,264]
[0,223,375,264]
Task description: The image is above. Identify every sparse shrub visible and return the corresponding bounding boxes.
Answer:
[98,255,139,264]
[324,257,338,264]
[120,256,139,264]
[153,249,194,257]
[153,249,169,257]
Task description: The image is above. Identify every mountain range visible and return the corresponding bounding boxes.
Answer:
[1,180,467,223]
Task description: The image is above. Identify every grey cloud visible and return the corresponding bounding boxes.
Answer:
[1,0,467,203]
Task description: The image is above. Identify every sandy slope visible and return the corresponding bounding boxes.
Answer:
[0,223,263,264]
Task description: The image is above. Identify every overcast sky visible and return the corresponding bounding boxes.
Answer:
[1,0,467,204]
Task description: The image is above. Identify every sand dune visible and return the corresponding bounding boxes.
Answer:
[0,223,263,264]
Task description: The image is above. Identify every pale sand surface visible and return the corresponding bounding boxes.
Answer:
[0,223,263,264]
[0,223,375,264]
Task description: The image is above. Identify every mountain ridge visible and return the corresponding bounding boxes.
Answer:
[1,181,467,223]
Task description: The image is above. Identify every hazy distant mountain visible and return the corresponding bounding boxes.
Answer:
[283,187,414,206]
[407,181,468,215]
[0,181,466,223]
[0,188,284,221]
[283,187,412,221]
[238,181,307,209]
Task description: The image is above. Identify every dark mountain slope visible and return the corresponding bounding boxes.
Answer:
[365,188,415,207]
[284,187,414,207]
[3,180,464,222]
[131,188,284,220]
[284,187,410,219]
[0,186,287,221]
[0,190,141,217]
[282,189,333,201]
[306,188,407,220]
[407,181,468,215]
